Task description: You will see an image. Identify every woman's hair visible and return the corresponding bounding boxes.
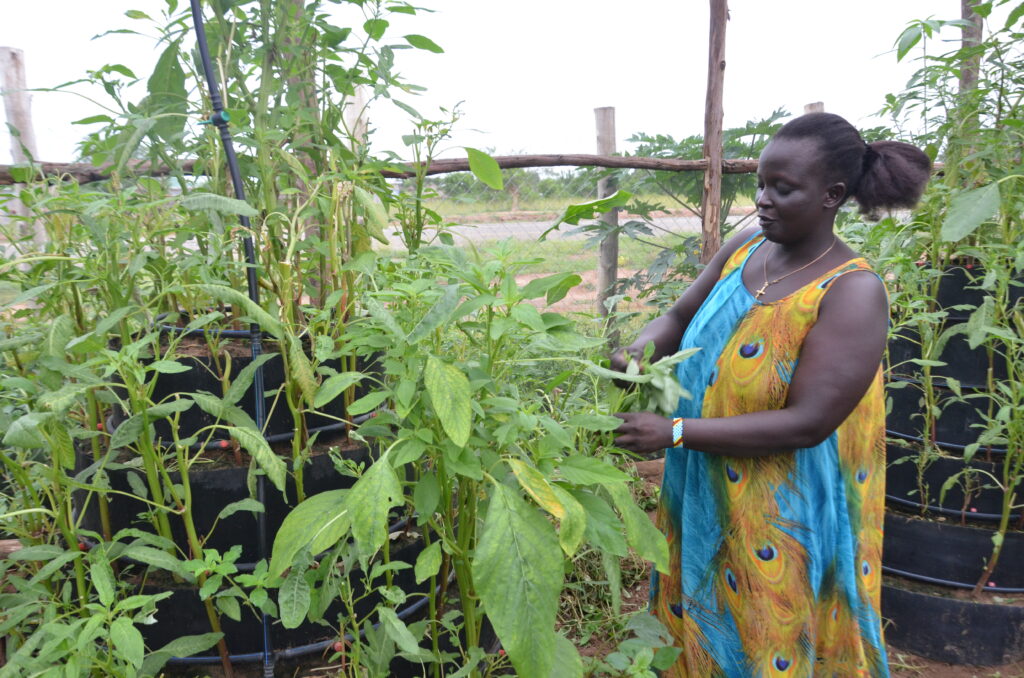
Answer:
[774,112,932,216]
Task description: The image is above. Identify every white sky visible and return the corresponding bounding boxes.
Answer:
[0,0,972,164]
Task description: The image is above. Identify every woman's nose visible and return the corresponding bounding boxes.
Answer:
[756,188,770,207]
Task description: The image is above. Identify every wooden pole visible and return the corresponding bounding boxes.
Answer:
[699,0,728,264]
[0,47,42,248]
[0,48,38,164]
[804,101,825,114]
[595,107,618,320]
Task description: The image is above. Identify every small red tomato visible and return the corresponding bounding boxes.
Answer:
[96,423,104,431]
[332,641,345,653]
[77,542,88,551]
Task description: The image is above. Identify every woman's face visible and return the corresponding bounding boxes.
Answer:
[755,137,839,244]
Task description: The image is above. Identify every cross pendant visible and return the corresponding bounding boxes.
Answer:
[754,282,768,299]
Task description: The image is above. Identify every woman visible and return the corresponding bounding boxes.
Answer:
[612,113,931,677]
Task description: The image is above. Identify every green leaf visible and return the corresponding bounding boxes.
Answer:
[3,412,52,449]
[570,490,627,556]
[406,284,462,345]
[145,41,186,140]
[473,482,562,678]
[550,485,587,557]
[225,426,287,494]
[146,398,194,419]
[567,413,623,432]
[89,550,117,607]
[8,163,32,183]
[404,34,443,53]
[606,482,669,574]
[279,568,311,629]
[424,356,472,447]
[896,24,923,61]
[541,191,632,239]
[148,360,192,374]
[141,633,223,676]
[180,192,258,218]
[125,9,151,19]
[414,541,442,584]
[286,336,318,405]
[550,633,583,678]
[353,186,391,245]
[314,372,365,409]
[558,456,631,485]
[521,273,583,305]
[72,114,116,125]
[192,392,258,431]
[1005,1,1024,29]
[44,314,74,358]
[465,147,504,190]
[110,414,146,449]
[217,498,265,521]
[346,453,403,558]
[413,472,440,523]
[379,607,425,656]
[110,617,145,668]
[216,596,241,621]
[9,544,64,561]
[364,18,389,40]
[364,297,406,341]
[941,183,1000,242]
[119,545,187,578]
[188,284,282,337]
[270,489,349,579]
[346,390,389,416]
[224,353,278,406]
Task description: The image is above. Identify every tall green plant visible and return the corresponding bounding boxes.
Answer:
[269,244,671,678]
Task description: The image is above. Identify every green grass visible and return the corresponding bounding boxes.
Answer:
[380,231,695,278]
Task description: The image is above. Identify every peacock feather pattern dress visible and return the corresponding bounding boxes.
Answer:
[652,233,889,677]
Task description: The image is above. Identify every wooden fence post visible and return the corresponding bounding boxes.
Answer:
[700,0,728,264]
[804,101,825,114]
[0,46,42,248]
[595,107,618,321]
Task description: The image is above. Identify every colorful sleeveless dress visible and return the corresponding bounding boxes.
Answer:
[652,233,889,677]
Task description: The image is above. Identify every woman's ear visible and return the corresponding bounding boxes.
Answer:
[824,182,847,209]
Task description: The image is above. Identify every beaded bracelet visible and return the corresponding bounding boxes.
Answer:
[672,417,685,448]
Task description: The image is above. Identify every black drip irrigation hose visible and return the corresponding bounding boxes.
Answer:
[885,494,1021,523]
[881,565,1024,594]
[885,428,1008,456]
[187,0,274,672]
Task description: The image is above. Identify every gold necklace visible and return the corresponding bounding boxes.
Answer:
[754,235,838,299]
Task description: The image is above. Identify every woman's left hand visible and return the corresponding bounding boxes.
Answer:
[613,412,674,453]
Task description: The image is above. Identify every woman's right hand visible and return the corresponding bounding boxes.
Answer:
[610,346,642,374]
[609,346,644,390]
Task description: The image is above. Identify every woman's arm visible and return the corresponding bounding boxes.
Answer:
[613,269,888,456]
[610,226,760,370]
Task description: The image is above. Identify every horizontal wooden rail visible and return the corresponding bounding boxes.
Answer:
[0,154,761,186]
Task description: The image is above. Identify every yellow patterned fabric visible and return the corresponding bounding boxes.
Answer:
[652,234,889,677]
